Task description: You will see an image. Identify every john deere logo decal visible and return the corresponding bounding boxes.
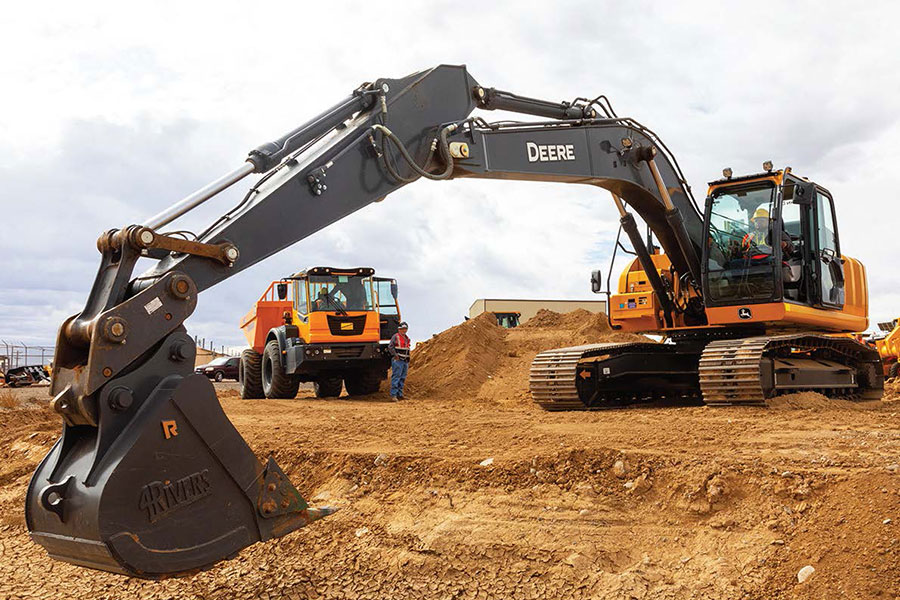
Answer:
[738,307,752,320]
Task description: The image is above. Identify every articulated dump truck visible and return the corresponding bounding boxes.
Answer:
[238,266,402,399]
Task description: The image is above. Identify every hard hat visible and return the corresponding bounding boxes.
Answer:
[398,321,408,329]
[752,207,770,219]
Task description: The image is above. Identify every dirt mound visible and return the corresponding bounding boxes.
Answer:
[520,308,564,328]
[883,379,900,402]
[409,309,646,405]
[405,312,506,400]
[768,391,883,410]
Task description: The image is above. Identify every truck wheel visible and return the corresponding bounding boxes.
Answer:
[214,371,225,382]
[890,361,900,380]
[344,370,383,396]
[314,377,343,398]
[262,340,300,399]
[240,349,264,399]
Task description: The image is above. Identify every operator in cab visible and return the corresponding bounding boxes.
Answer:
[742,208,773,254]
[388,321,411,401]
[741,207,796,260]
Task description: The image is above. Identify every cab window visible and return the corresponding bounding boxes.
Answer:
[309,275,374,312]
[295,280,308,315]
[705,183,777,303]
[375,279,399,315]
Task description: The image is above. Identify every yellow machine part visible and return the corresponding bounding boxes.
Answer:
[609,253,869,335]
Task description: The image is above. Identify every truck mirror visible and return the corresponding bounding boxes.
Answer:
[276,283,288,300]
[591,270,603,294]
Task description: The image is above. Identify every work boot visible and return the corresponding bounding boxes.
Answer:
[389,395,398,402]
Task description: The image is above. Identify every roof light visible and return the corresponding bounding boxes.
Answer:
[722,167,733,179]
[763,160,773,172]
[621,137,633,149]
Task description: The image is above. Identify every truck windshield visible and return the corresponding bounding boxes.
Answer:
[308,275,374,312]
[705,183,777,303]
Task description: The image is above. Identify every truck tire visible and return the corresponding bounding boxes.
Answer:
[344,370,383,396]
[262,340,300,399]
[314,377,343,398]
[214,371,225,382]
[890,361,900,380]
[239,349,264,399]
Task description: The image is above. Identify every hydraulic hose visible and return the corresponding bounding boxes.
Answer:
[372,123,456,183]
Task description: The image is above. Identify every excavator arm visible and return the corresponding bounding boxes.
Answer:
[28,64,702,578]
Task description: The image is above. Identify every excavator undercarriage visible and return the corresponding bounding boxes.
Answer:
[530,333,882,410]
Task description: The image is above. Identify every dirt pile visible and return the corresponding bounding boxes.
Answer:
[768,391,885,410]
[405,312,506,400]
[884,378,900,402]
[407,309,646,405]
[519,308,563,328]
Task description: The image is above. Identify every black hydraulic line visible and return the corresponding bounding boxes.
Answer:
[374,123,456,182]
[247,90,379,173]
[474,86,597,120]
[619,212,675,328]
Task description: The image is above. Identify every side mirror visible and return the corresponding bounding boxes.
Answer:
[276,283,288,300]
[784,181,814,206]
[591,270,603,294]
[390,281,398,300]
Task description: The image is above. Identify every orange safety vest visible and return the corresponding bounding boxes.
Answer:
[390,332,410,361]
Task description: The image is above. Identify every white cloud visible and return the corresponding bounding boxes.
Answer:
[1,0,899,348]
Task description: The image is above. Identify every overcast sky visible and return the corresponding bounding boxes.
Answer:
[1,1,898,351]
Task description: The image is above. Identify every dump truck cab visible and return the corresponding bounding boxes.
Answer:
[239,267,400,399]
[493,312,521,328]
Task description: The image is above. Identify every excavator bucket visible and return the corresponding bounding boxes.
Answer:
[26,365,333,578]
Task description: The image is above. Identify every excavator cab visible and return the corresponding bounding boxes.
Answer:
[701,167,856,327]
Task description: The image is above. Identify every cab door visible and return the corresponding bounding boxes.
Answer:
[373,277,401,340]
[813,190,845,308]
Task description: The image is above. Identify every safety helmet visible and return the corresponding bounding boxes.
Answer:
[398,321,408,329]
[752,207,770,219]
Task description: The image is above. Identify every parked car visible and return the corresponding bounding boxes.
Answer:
[195,357,240,382]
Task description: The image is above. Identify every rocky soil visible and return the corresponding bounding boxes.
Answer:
[0,312,897,599]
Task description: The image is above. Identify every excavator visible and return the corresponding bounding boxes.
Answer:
[26,64,882,579]
[530,162,882,408]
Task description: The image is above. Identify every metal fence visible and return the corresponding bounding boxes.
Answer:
[0,337,238,374]
[0,341,55,373]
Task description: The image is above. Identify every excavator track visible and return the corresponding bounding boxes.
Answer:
[530,343,623,411]
[530,342,702,410]
[698,337,770,405]
[699,334,884,405]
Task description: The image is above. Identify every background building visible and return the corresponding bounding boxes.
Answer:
[468,298,608,323]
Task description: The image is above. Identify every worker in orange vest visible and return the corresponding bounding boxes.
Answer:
[388,322,411,400]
